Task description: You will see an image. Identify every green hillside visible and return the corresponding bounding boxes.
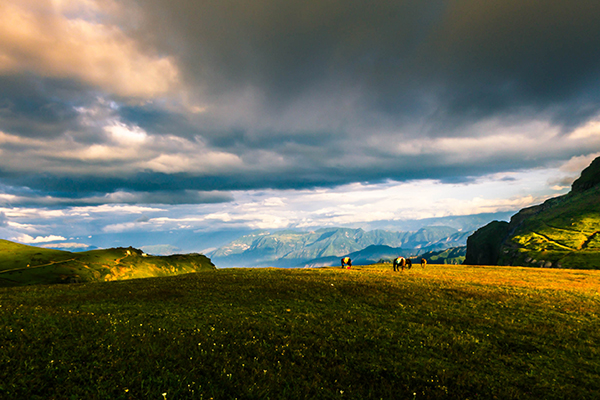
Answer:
[1,264,599,399]
[499,185,600,268]
[466,156,600,269]
[0,240,215,287]
[420,246,466,265]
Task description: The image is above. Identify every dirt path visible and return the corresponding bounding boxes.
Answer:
[0,250,135,274]
[0,258,77,274]
[114,252,133,264]
[531,231,576,251]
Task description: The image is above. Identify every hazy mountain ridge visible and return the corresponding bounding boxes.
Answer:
[465,156,600,269]
[210,226,471,267]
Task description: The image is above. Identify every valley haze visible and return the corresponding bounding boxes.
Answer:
[1,1,600,252]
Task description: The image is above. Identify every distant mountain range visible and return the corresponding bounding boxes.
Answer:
[466,156,600,269]
[208,226,472,267]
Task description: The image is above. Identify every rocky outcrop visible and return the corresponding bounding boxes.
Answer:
[464,221,509,265]
[572,156,600,193]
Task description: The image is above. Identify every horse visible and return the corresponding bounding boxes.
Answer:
[393,256,406,271]
[341,257,352,269]
[421,258,427,267]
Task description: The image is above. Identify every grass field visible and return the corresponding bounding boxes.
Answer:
[1,263,600,399]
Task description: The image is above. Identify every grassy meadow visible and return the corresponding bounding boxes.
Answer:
[1,263,600,399]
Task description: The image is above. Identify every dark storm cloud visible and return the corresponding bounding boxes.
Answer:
[118,190,234,205]
[118,104,202,138]
[0,177,233,206]
[130,0,600,133]
[130,0,446,123]
[23,189,233,206]
[1,148,552,195]
[1,0,600,203]
[424,0,600,130]
[0,75,92,139]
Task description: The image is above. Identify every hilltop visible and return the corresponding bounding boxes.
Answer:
[209,226,470,267]
[0,240,215,287]
[465,156,600,269]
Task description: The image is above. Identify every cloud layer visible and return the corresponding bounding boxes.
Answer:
[1,0,600,249]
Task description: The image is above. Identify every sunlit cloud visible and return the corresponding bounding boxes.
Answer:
[0,0,178,98]
[39,242,90,249]
[13,234,67,243]
[105,123,148,145]
[569,119,600,140]
[0,122,243,177]
[70,204,165,214]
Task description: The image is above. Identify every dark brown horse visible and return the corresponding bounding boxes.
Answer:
[393,256,406,271]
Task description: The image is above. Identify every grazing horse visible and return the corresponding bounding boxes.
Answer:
[393,256,406,271]
[406,258,412,269]
[421,258,427,268]
[341,257,352,269]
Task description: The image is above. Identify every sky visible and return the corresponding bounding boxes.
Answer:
[1,0,600,254]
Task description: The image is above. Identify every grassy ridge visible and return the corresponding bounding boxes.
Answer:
[503,186,600,269]
[0,240,215,287]
[0,240,73,270]
[1,264,600,399]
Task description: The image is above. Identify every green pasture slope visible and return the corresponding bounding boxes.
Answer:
[0,240,215,287]
[1,264,600,399]
[502,184,600,268]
